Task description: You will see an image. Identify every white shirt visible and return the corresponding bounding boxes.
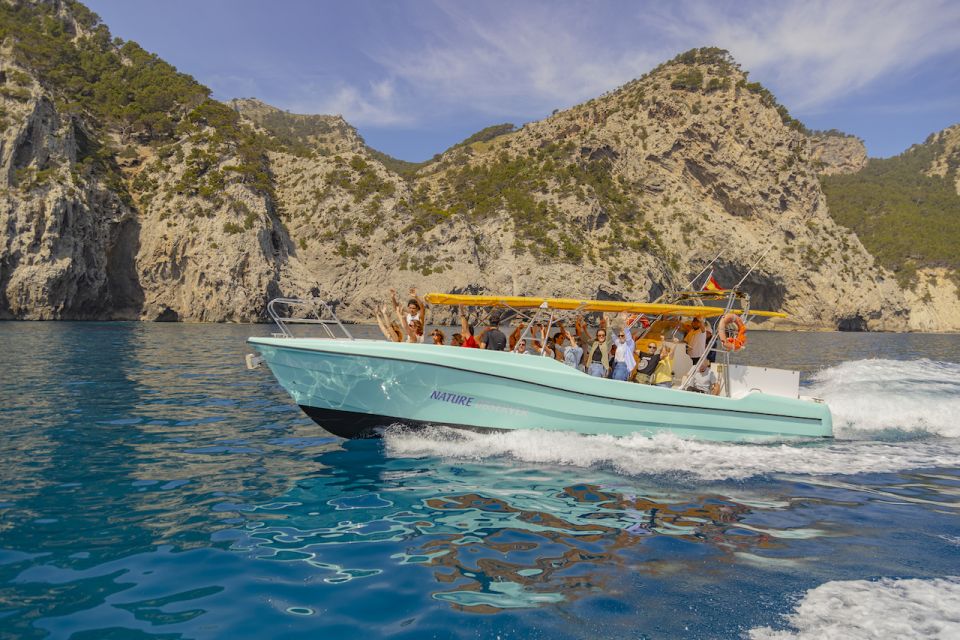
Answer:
[688,330,707,359]
[612,334,636,369]
[689,367,717,393]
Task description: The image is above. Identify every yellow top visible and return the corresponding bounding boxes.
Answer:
[423,293,787,319]
[652,353,674,385]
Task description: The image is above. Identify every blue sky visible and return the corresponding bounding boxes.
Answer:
[84,0,960,161]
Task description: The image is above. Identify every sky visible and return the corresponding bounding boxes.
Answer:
[83,0,960,162]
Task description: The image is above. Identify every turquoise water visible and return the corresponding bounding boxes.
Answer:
[1,323,959,639]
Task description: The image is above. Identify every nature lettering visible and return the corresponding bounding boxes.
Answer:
[429,390,475,407]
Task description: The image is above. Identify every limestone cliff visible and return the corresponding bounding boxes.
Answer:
[808,131,868,175]
[0,63,142,319]
[925,124,960,196]
[0,2,957,331]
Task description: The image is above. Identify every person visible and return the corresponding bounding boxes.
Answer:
[704,320,717,363]
[687,359,719,395]
[554,324,584,370]
[610,327,636,381]
[528,323,552,355]
[375,305,403,342]
[392,287,426,343]
[540,336,556,359]
[478,313,508,351]
[682,317,707,360]
[451,333,464,347]
[633,341,661,384]
[550,330,565,362]
[652,345,674,388]
[430,328,445,345]
[459,309,479,348]
[577,314,611,378]
[404,318,425,343]
[516,338,536,355]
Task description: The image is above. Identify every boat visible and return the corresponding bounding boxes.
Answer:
[246,291,833,442]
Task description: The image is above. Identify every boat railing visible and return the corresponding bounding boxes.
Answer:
[266,297,354,340]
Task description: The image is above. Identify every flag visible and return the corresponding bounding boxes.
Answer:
[702,274,723,292]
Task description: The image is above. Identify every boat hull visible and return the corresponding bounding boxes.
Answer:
[248,337,833,442]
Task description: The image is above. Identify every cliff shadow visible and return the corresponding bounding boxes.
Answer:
[710,260,787,318]
[106,215,145,319]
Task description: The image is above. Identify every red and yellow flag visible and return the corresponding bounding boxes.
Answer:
[703,275,723,292]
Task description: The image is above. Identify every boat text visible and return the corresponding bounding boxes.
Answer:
[430,390,474,406]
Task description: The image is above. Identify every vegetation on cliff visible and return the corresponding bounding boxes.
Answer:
[821,136,960,286]
[0,1,207,140]
[1,1,280,205]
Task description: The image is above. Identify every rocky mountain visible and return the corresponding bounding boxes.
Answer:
[808,131,868,175]
[1,0,958,330]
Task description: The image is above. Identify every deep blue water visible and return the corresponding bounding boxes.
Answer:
[1,323,959,639]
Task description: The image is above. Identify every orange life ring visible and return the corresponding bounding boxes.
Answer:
[718,313,747,351]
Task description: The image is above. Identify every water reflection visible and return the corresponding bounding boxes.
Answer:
[228,452,841,612]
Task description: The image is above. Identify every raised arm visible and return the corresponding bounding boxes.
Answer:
[392,291,406,328]
[575,315,590,345]
[624,323,635,351]
[375,306,394,341]
[459,308,470,335]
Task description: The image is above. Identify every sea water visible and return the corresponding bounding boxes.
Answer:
[0,323,958,639]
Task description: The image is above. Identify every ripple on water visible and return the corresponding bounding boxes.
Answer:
[1,325,959,639]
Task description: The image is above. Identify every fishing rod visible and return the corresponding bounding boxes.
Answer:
[685,248,725,290]
[733,243,776,289]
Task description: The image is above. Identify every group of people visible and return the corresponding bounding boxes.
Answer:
[374,289,719,394]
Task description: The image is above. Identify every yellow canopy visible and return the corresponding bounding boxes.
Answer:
[424,293,787,319]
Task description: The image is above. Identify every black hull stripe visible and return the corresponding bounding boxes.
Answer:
[262,342,824,424]
[298,405,503,439]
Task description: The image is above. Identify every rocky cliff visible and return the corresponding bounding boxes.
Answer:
[808,131,868,175]
[0,62,141,319]
[925,124,960,195]
[1,2,957,330]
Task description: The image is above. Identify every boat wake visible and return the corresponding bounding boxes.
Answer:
[747,576,960,639]
[383,426,960,481]
[807,358,960,440]
[383,359,960,481]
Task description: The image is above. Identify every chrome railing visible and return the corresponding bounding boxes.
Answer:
[266,297,354,340]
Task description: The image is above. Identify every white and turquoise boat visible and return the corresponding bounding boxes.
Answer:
[247,294,832,442]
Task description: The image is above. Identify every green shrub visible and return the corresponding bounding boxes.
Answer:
[822,136,960,286]
[671,68,703,91]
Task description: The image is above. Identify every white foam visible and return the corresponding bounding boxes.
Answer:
[384,358,960,480]
[384,427,960,481]
[808,359,960,439]
[748,577,960,640]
